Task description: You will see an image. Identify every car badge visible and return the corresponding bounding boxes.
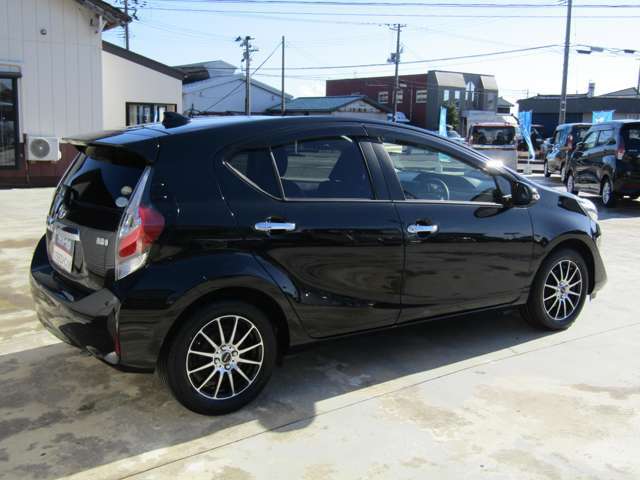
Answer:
[57,205,67,219]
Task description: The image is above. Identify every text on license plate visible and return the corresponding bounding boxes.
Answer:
[52,230,75,273]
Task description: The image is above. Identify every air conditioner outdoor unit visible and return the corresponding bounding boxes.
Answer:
[26,135,61,161]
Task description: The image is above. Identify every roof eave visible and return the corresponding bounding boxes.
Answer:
[75,0,131,30]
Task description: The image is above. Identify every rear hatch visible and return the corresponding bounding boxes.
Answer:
[621,124,640,167]
[46,145,147,290]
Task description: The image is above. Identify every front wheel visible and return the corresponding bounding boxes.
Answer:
[601,177,617,207]
[560,162,567,183]
[543,160,551,177]
[520,249,588,330]
[159,301,277,415]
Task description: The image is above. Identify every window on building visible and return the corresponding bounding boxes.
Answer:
[395,90,404,104]
[465,81,475,101]
[272,137,373,199]
[0,76,19,168]
[454,90,461,101]
[126,103,177,126]
[443,89,450,102]
[415,89,427,103]
[486,93,496,110]
[378,91,389,104]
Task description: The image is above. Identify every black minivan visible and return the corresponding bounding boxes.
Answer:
[544,123,591,180]
[31,115,606,414]
[565,120,640,207]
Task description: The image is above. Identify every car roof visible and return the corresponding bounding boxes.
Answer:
[64,115,440,148]
[470,122,515,127]
[556,123,591,129]
[589,119,640,128]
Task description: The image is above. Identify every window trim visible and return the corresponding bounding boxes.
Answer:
[0,76,20,170]
[223,149,283,201]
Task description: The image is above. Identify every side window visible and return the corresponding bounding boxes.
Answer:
[272,137,373,199]
[226,149,281,198]
[583,131,599,150]
[596,129,614,146]
[382,140,499,203]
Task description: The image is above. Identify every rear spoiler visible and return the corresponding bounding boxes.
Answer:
[63,128,164,164]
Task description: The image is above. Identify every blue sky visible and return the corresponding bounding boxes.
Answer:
[103,1,640,105]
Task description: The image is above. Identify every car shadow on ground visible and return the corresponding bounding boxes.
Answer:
[0,308,552,479]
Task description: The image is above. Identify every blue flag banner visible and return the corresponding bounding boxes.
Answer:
[518,110,535,161]
[439,106,447,137]
[592,110,614,123]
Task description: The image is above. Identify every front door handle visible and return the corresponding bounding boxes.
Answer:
[407,224,438,235]
[254,220,296,233]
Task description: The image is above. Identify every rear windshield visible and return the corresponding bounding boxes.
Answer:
[64,146,145,210]
[622,125,640,150]
[470,126,515,146]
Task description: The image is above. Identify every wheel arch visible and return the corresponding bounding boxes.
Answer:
[157,286,292,367]
[536,238,596,294]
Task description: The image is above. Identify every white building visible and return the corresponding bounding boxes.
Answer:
[177,60,292,115]
[102,41,183,130]
[0,0,183,187]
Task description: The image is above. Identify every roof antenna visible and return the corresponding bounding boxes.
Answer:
[163,111,190,128]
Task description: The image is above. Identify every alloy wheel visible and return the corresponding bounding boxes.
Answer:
[543,260,583,321]
[185,315,264,400]
[567,174,574,193]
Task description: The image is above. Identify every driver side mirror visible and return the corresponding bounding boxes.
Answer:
[512,181,539,206]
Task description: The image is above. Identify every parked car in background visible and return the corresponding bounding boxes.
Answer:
[31,115,606,414]
[545,123,591,180]
[428,125,466,144]
[565,120,640,207]
[468,122,518,170]
[518,124,546,159]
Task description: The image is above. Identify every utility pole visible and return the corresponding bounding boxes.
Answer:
[388,24,405,123]
[124,0,130,50]
[559,0,572,124]
[281,36,286,115]
[237,36,257,116]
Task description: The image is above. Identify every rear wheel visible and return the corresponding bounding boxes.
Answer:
[159,301,277,415]
[520,248,588,330]
[601,177,617,207]
[566,171,577,194]
[560,162,568,183]
[543,160,551,177]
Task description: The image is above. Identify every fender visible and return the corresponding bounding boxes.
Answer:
[115,251,310,369]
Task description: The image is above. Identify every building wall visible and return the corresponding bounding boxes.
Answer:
[183,77,284,114]
[102,50,183,129]
[326,75,429,128]
[0,0,103,186]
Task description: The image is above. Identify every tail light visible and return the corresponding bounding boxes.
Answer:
[617,138,626,161]
[115,167,164,280]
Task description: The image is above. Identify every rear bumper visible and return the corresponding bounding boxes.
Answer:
[30,235,123,368]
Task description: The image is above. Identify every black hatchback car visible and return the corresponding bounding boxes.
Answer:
[565,120,640,207]
[544,122,591,180]
[31,115,606,414]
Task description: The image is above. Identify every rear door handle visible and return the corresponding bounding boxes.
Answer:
[254,220,296,232]
[407,224,438,234]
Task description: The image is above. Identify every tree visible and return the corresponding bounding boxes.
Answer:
[443,102,460,132]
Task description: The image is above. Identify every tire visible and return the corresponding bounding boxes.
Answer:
[560,162,567,183]
[601,177,617,208]
[543,160,551,177]
[566,171,577,194]
[159,301,277,415]
[520,248,589,330]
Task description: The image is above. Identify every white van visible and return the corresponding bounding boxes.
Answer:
[467,123,518,170]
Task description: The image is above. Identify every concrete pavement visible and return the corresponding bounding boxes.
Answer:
[0,178,639,479]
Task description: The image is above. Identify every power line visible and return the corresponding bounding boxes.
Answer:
[254,44,560,70]
[151,0,640,8]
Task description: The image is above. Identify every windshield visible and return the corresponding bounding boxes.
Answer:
[469,126,515,146]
